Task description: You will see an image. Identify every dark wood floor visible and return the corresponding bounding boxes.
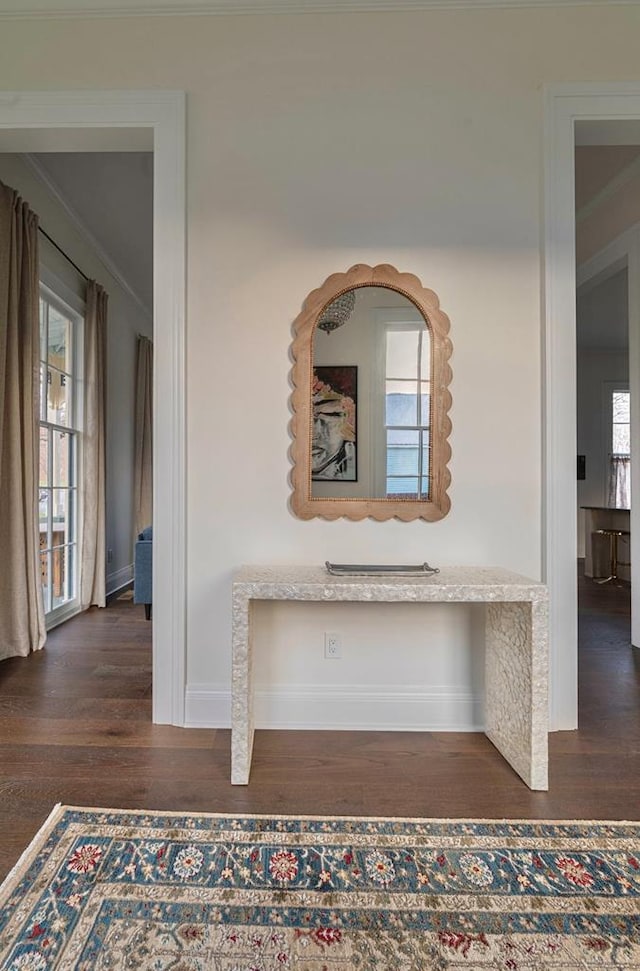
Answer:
[1,575,639,882]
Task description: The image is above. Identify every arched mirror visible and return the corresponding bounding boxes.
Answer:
[290,264,452,521]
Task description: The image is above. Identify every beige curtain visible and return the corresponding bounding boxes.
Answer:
[134,335,153,536]
[0,182,46,659]
[608,454,631,510]
[80,281,107,609]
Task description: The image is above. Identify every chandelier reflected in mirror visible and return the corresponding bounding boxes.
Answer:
[317,289,356,334]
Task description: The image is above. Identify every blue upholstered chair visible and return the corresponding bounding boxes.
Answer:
[133,526,153,619]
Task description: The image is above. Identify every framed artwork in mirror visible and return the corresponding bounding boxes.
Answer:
[289,263,452,522]
[312,365,358,483]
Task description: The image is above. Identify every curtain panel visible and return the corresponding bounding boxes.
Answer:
[80,281,107,609]
[0,182,46,659]
[607,454,631,510]
[134,335,153,537]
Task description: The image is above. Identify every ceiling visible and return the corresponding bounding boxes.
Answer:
[31,152,153,316]
[0,0,637,16]
[574,137,639,353]
[575,146,640,212]
[577,268,629,353]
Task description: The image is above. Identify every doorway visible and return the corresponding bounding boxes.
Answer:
[0,91,186,726]
[544,84,640,732]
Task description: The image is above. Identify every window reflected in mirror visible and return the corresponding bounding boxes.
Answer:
[311,287,432,501]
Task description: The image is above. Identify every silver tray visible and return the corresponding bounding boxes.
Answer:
[325,561,439,577]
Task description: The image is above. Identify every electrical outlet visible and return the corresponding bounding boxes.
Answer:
[324,631,342,659]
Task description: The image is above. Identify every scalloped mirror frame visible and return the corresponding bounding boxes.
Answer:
[289,263,452,521]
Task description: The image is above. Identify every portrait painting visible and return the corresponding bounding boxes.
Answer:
[312,365,358,482]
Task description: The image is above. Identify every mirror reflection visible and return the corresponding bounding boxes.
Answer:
[311,286,431,501]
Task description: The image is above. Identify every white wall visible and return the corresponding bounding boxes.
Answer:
[1,4,639,729]
[0,154,152,595]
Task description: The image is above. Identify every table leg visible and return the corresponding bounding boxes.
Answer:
[231,594,255,785]
[485,601,548,790]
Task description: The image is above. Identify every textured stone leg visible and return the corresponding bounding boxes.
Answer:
[485,601,549,790]
[231,594,255,784]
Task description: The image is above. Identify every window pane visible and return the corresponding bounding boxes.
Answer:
[613,424,630,455]
[387,476,419,496]
[387,446,419,476]
[39,297,47,362]
[47,367,70,426]
[39,428,49,487]
[39,490,49,544]
[420,330,431,377]
[420,475,431,499]
[40,365,47,421]
[387,429,419,446]
[386,387,417,425]
[421,431,431,475]
[52,545,75,609]
[40,551,51,613]
[51,547,66,608]
[48,306,72,373]
[53,431,72,487]
[386,330,419,379]
[420,385,430,425]
[613,391,630,424]
[51,489,72,548]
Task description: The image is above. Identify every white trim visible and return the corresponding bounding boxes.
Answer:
[185,682,484,731]
[106,562,134,596]
[39,264,86,316]
[372,308,428,499]
[578,225,640,643]
[544,82,640,729]
[0,89,187,726]
[24,153,151,320]
[45,601,81,630]
[0,0,638,17]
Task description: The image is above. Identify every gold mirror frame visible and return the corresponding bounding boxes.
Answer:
[290,263,452,521]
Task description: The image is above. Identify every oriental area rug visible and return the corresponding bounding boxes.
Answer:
[0,807,639,970]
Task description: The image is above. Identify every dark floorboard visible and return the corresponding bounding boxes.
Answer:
[1,573,638,881]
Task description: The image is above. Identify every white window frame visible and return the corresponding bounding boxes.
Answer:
[610,386,631,457]
[39,282,85,630]
[372,308,431,498]
[602,380,630,500]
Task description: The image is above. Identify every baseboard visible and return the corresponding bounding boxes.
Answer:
[184,682,484,731]
[106,563,134,598]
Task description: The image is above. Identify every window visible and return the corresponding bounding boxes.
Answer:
[39,288,83,620]
[612,390,630,457]
[384,322,431,499]
[608,389,630,509]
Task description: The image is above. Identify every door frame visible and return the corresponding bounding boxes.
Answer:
[0,89,186,725]
[577,223,640,609]
[544,82,640,730]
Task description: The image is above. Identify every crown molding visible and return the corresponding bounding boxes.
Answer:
[24,152,152,319]
[0,0,637,19]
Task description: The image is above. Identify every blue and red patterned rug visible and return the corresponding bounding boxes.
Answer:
[0,806,639,969]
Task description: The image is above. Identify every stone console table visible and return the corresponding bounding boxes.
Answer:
[231,566,549,790]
